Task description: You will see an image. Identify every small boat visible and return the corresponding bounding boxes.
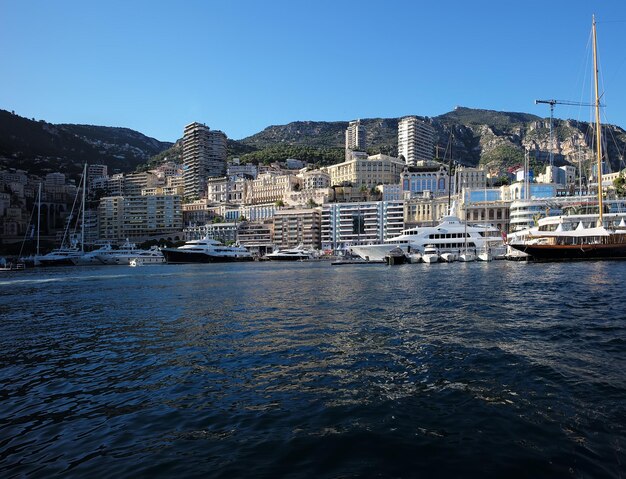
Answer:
[477,246,493,262]
[440,252,457,262]
[406,251,422,263]
[422,245,440,264]
[129,258,144,267]
[385,247,408,265]
[265,244,314,261]
[459,251,476,262]
[0,258,26,271]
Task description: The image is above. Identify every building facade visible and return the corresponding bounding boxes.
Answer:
[182,122,228,200]
[98,194,183,242]
[345,119,366,160]
[324,154,405,188]
[272,208,321,250]
[401,165,449,198]
[398,116,435,166]
[321,200,404,251]
[244,172,301,205]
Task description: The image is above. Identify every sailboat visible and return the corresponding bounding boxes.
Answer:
[511,16,626,260]
[39,164,88,266]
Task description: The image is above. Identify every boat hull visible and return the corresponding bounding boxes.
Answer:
[265,255,311,261]
[511,243,626,261]
[162,249,254,264]
[39,257,78,266]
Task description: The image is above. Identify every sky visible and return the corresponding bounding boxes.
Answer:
[2,0,626,143]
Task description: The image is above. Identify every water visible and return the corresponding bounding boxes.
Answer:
[0,261,624,478]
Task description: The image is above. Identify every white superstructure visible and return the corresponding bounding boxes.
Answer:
[350,215,504,261]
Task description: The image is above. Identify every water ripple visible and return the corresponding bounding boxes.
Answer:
[0,261,624,477]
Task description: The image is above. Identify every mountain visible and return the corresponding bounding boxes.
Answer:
[239,107,626,175]
[0,109,173,179]
[3,106,626,180]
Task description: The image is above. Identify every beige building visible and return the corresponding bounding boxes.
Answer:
[404,196,452,227]
[98,194,183,242]
[207,176,248,204]
[454,166,487,191]
[323,154,405,188]
[272,208,321,250]
[237,220,273,255]
[245,172,301,205]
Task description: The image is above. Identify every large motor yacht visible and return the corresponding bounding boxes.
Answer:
[161,236,253,264]
[350,215,505,262]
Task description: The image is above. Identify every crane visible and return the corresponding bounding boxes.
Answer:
[535,99,597,183]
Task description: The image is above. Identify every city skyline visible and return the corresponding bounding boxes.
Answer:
[2,1,626,143]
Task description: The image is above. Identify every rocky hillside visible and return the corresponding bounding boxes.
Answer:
[240,107,626,175]
[0,109,173,179]
[3,106,625,180]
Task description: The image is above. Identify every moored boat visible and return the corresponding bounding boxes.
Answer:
[162,236,253,264]
[265,244,314,261]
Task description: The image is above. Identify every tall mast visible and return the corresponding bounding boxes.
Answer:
[592,15,604,225]
[81,164,86,252]
[37,182,41,257]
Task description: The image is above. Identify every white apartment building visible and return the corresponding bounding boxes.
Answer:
[324,154,405,188]
[345,119,366,158]
[321,200,404,251]
[398,116,435,166]
[182,122,228,200]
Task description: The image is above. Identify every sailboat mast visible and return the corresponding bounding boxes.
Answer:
[81,164,86,252]
[592,15,604,225]
[37,182,41,257]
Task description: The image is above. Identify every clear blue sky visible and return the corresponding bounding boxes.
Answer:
[2,0,626,142]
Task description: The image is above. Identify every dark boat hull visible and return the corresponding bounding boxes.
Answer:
[39,258,78,266]
[265,256,311,261]
[510,243,626,261]
[162,249,253,264]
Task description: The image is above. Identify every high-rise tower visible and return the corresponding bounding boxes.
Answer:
[182,122,227,200]
[345,120,366,151]
[398,116,435,166]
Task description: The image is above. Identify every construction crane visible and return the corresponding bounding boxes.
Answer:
[535,99,597,183]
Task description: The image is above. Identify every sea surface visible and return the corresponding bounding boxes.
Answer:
[0,260,624,478]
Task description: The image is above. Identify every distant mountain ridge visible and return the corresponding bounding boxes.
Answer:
[0,109,172,178]
[2,106,626,180]
[239,107,626,174]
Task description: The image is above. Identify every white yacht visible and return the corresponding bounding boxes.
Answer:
[265,244,314,261]
[350,215,504,262]
[39,244,84,266]
[95,240,164,265]
[440,251,457,262]
[422,245,440,264]
[477,246,493,262]
[71,244,113,266]
[161,236,253,263]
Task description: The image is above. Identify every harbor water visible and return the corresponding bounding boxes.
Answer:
[1,261,624,477]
